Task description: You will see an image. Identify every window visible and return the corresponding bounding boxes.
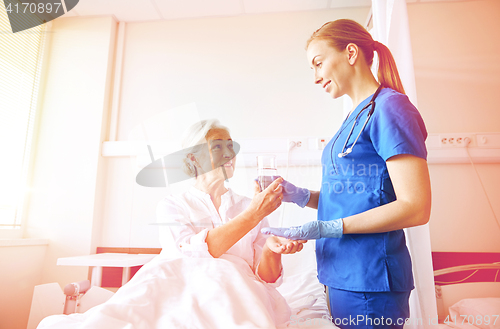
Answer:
[0,4,46,231]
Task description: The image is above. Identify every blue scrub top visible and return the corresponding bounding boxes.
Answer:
[317,88,427,292]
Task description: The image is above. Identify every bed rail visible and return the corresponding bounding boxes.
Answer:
[434,263,500,277]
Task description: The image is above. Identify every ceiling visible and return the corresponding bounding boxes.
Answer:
[61,0,372,22]
[60,0,442,23]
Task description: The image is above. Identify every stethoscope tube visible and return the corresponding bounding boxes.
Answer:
[337,85,383,158]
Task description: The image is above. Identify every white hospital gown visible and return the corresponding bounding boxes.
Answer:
[156,186,291,326]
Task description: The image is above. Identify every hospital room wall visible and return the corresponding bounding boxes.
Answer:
[0,16,118,329]
[98,8,368,247]
[407,0,500,252]
[10,8,364,301]
[22,14,117,283]
[99,1,500,252]
[0,245,46,329]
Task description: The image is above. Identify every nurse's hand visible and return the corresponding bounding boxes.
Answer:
[265,236,307,254]
[280,179,311,208]
[261,219,344,240]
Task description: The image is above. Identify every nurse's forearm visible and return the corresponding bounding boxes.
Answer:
[342,198,431,234]
[305,190,320,209]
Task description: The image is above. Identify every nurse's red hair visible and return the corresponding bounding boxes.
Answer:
[306,19,405,95]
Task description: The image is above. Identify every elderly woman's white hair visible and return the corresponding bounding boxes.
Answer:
[181,119,230,177]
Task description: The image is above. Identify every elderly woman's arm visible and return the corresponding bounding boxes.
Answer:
[257,237,305,283]
[206,178,284,258]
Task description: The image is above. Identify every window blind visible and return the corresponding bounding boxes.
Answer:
[0,3,45,229]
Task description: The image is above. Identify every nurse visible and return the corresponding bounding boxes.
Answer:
[262,19,431,328]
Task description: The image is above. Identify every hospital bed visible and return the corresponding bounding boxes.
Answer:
[432,252,500,329]
[29,244,338,329]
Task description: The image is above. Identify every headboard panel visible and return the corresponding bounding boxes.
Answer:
[96,247,161,288]
[432,252,500,286]
[432,252,500,322]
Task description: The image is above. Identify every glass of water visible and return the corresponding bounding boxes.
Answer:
[257,155,278,192]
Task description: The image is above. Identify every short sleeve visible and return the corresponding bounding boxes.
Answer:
[369,92,428,161]
[156,198,213,259]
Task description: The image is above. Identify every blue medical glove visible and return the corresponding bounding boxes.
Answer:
[261,219,343,240]
[280,179,310,208]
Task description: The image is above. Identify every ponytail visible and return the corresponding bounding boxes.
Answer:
[307,19,405,95]
[373,41,405,94]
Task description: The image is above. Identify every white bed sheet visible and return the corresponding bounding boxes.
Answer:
[37,253,337,329]
[279,270,337,329]
[278,241,337,329]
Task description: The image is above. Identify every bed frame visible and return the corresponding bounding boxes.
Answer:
[432,252,500,322]
[95,247,161,288]
[94,249,500,320]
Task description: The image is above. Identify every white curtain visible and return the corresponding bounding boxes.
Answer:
[371,0,438,327]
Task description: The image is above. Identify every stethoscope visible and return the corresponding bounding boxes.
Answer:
[337,85,383,158]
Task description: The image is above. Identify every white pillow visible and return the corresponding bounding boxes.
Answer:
[448,298,500,329]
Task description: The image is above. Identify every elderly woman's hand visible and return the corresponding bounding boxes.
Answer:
[247,177,284,220]
[265,236,307,254]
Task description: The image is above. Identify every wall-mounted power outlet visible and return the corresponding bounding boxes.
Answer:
[308,138,328,150]
[287,137,331,151]
[439,134,475,148]
[289,138,306,150]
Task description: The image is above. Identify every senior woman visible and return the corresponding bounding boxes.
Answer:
[156,119,306,327]
[36,120,306,329]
